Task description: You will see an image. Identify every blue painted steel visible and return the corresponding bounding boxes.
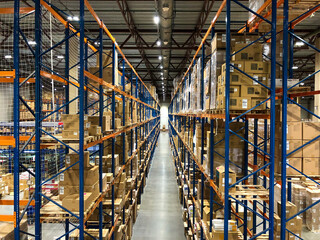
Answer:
[79,1,85,239]
[13,0,20,238]
[34,0,42,238]
[121,58,126,225]
[65,23,70,114]
[84,42,88,114]
[209,119,214,232]
[281,0,289,239]
[99,26,104,239]
[253,119,258,234]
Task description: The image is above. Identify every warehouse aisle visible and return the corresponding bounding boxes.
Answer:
[132,132,185,240]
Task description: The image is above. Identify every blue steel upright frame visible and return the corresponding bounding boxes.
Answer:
[281,2,320,240]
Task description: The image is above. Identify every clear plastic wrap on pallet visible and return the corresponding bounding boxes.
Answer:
[306,188,320,233]
[190,68,197,111]
[210,51,218,110]
[196,58,202,112]
[292,184,307,223]
[248,0,265,20]
[204,61,211,111]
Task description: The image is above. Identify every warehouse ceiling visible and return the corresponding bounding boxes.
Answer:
[2,0,320,102]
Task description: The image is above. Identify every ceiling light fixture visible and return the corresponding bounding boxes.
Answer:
[158,56,162,60]
[67,16,73,21]
[28,40,36,46]
[154,15,160,24]
[160,65,163,69]
[73,16,79,21]
[162,3,170,12]
[295,41,304,46]
[57,55,64,59]
[292,66,298,69]
[156,40,161,46]
[4,55,12,59]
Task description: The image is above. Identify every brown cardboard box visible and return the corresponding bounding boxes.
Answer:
[59,166,99,186]
[70,229,109,240]
[221,72,269,86]
[232,43,263,61]
[62,130,89,139]
[277,201,297,219]
[59,180,99,200]
[303,158,320,175]
[62,192,93,212]
[286,158,302,175]
[211,33,226,51]
[212,230,238,240]
[89,125,101,136]
[302,140,319,158]
[216,165,236,193]
[96,50,112,68]
[244,61,270,74]
[218,85,240,97]
[303,122,320,140]
[217,96,251,110]
[88,115,111,132]
[241,85,267,98]
[222,61,245,73]
[65,151,90,169]
[88,67,116,85]
[61,114,89,131]
[276,104,300,122]
[251,98,267,110]
[287,122,302,140]
[286,140,303,158]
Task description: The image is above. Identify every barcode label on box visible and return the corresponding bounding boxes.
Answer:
[59,187,64,195]
[242,99,248,109]
[60,173,64,181]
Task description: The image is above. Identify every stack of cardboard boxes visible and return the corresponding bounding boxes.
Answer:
[61,114,90,139]
[306,187,320,232]
[274,201,302,240]
[59,151,99,212]
[275,104,320,176]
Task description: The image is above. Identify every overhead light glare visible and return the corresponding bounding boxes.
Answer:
[160,65,163,69]
[295,41,304,46]
[4,55,12,59]
[28,40,36,46]
[73,16,79,21]
[156,40,161,46]
[154,15,160,24]
[158,56,162,60]
[292,66,298,69]
[57,55,64,59]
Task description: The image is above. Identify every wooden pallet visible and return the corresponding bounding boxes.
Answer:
[41,135,95,145]
[212,109,270,115]
[230,185,269,200]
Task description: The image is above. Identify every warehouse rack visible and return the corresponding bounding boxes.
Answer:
[169,0,274,239]
[0,1,160,240]
[169,0,320,240]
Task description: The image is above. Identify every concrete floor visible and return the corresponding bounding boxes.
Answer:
[132,132,185,240]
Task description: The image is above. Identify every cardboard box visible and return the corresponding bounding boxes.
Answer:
[287,122,302,140]
[65,151,90,169]
[276,104,300,122]
[62,130,89,139]
[59,180,99,200]
[286,158,302,175]
[59,166,99,186]
[302,140,319,158]
[244,61,270,74]
[211,33,226,51]
[88,115,111,132]
[232,43,263,61]
[96,50,112,68]
[62,192,93,212]
[277,201,297,219]
[251,98,267,110]
[61,114,89,131]
[286,140,303,158]
[217,96,251,110]
[88,67,117,85]
[223,72,269,86]
[216,166,236,193]
[303,122,320,140]
[89,125,101,136]
[218,85,240,97]
[303,158,320,175]
[241,85,267,98]
[222,61,245,73]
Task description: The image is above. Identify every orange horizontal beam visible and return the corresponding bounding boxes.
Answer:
[291,4,320,28]
[0,77,35,83]
[0,71,15,77]
[0,7,34,14]
[40,70,67,85]
[0,215,15,222]
[0,136,15,147]
[0,200,35,206]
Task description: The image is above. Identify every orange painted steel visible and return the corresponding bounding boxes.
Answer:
[0,70,15,77]
[291,4,320,28]
[40,70,67,85]
[0,7,34,14]
[0,77,35,83]
[84,70,158,111]
[0,215,15,222]
[84,0,159,107]
[170,0,226,104]
[0,136,15,147]
[0,199,35,206]
[170,112,270,120]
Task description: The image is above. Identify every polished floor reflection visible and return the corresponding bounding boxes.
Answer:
[132,132,185,240]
